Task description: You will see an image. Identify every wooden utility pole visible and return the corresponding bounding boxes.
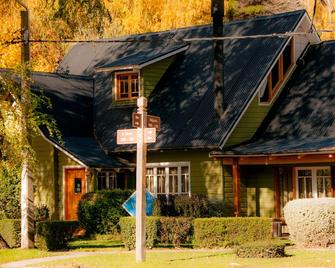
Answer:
[16,0,34,249]
[212,0,225,117]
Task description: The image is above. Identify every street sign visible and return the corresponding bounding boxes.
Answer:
[144,128,156,143]
[147,115,161,131]
[122,191,155,217]
[116,129,137,144]
[132,113,142,128]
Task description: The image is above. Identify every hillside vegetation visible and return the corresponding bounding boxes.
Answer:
[0,0,334,72]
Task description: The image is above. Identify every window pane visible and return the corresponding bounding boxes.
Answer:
[146,168,154,193]
[306,178,313,198]
[271,61,280,89]
[298,170,312,177]
[325,177,332,197]
[298,178,305,198]
[131,75,139,97]
[283,41,293,75]
[98,173,107,190]
[317,177,324,197]
[169,167,178,194]
[181,166,189,193]
[108,172,117,189]
[157,168,165,194]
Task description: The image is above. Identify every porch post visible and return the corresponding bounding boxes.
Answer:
[232,159,240,217]
[331,166,335,197]
[273,168,281,219]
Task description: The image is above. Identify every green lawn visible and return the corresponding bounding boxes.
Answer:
[0,249,57,264]
[32,248,335,268]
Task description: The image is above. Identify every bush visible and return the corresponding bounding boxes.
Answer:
[34,204,50,222]
[194,217,272,248]
[35,221,79,251]
[78,189,133,235]
[119,217,159,250]
[236,240,286,258]
[284,198,335,247]
[0,219,21,248]
[159,217,193,247]
[0,168,20,219]
[174,195,209,218]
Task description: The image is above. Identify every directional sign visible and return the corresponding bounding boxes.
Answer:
[132,113,142,128]
[117,129,137,144]
[144,128,156,143]
[122,191,156,217]
[147,115,161,131]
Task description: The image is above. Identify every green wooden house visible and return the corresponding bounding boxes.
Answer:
[26,10,334,225]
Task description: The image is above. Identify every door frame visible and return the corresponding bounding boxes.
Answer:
[62,165,87,220]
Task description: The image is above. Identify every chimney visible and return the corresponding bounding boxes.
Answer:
[212,0,224,116]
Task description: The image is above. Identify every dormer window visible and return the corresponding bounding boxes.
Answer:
[116,72,139,100]
[260,38,294,104]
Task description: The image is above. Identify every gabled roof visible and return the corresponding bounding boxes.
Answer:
[96,43,189,72]
[222,41,335,156]
[31,72,130,168]
[87,10,306,152]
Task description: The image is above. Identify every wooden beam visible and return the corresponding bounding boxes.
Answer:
[222,154,335,165]
[273,168,281,219]
[232,159,241,217]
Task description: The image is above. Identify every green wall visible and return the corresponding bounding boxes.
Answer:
[148,150,224,200]
[32,134,85,220]
[240,166,274,217]
[225,94,272,147]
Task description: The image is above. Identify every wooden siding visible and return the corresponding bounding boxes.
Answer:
[32,135,57,219]
[240,166,275,217]
[142,56,175,97]
[147,150,223,201]
[225,95,271,147]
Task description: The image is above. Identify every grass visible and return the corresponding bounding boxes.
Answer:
[31,247,335,268]
[0,249,57,264]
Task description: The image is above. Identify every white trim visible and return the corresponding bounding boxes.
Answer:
[38,129,87,167]
[220,13,319,148]
[211,151,335,158]
[114,70,141,100]
[96,46,189,73]
[62,165,87,220]
[295,166,331,199]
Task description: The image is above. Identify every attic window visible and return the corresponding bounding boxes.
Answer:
[260,38,294,104]
[116,72,139,100]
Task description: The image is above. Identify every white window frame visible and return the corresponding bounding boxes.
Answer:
[295,166,331,199]
[146,162,191,196]
[114,70,141,100]
[97,170,117,190]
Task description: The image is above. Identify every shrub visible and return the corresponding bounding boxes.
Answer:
[159,217,193,247]
[236,240,286,258]
[194,217,272,248]
[152,195,176,216]
[208,201,226,217]
[35,221,79,251]
[174,195,209,218]
[78,189,133,235]
[284,198,335,247]
[119,217,159,250]
[34,204,50,222]
[0,219,21,248]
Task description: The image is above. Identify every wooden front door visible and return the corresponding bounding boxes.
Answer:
[64,168,86,220]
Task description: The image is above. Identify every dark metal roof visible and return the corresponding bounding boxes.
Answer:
[223,41,335,155]
[31,72,130,168]
[96,43,189,71]
[88,10,305,152]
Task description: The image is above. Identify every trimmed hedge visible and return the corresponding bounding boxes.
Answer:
[35,221,78,251]
[0,219,21,248]
[284,198,335,247]
[236,240,286,258]
[78,189,133,235]
[194,217,272,248]
[119,217,159,250]
[159,217,193,247]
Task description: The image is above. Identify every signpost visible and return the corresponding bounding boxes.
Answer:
[117,97,160,262]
